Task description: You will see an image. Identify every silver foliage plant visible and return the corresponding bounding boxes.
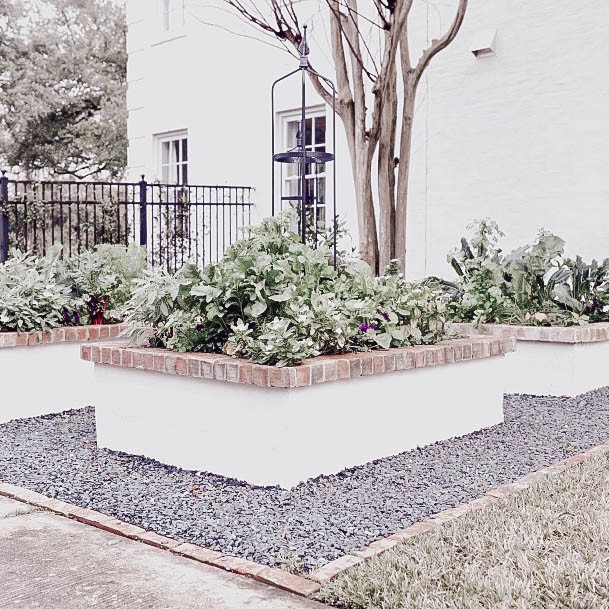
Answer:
[0,247,73,332]
[124,213,448,366]
[0,245,147,332]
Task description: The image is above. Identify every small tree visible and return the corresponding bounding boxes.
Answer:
[222,0,468,273]
[0,0,127,179]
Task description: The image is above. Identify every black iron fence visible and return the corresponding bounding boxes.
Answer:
[0,173,254,271]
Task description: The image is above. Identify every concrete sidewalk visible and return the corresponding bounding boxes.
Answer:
[0,497,327,609]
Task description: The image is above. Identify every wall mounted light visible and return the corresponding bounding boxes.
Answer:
[470,29,497,57]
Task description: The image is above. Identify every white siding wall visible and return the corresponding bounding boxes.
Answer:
[126,0,609,278]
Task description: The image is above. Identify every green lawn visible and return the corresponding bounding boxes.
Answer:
[318,455,609,609]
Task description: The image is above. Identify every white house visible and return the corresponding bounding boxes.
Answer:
[125,0,609,279]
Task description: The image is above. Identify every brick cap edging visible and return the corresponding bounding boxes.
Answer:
[0,323,127,349]
[307,439,609,584]
[449,321,609,344]
[0,482,320,599]
[81,335,515,389]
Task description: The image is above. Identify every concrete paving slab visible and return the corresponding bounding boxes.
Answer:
[0,496,36,518]
[0,508,327,609]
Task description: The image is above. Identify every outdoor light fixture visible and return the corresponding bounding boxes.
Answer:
[470,29,497,57]
[271,25,338,267]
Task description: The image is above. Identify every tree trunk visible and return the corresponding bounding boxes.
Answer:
[395,79,416,273]
[354,146,378,273]
[377,60,397,274]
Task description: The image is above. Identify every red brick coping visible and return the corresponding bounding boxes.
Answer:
[2,439,608,598]
[81,335,516,389]
[0,324,126,349]
[450,322,609,344]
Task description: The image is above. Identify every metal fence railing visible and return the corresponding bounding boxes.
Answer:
[0,173,254,271]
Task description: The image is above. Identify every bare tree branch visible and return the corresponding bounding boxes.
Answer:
[412,0,468,86]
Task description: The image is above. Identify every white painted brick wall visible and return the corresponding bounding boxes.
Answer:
[407,0,609,278]
[126,0,609,278]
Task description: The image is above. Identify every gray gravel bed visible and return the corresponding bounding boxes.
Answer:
[1,390,608,572]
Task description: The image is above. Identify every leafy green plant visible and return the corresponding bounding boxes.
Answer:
[447,219,516,324]
[0,244,147,332]
[124,213,448,365]
[59,244,147,324]
[447,220,609,326]
[0,247,73,332]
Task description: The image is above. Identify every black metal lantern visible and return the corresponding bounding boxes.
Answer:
[271,25,338,267]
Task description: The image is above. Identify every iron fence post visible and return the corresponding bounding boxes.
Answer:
[0,171,9,263]
[139,175,147,247]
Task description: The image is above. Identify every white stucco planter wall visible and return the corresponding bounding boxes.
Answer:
[451,323,609,397]
[84,337,515,489]
[0,325,125,424]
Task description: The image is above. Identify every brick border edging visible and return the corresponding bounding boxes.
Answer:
[0,483,320,598]
[0,323,127,348]
[2,440,608,598]
[449,321,609,344]
[81,335,516,389]
[306,439,609,583]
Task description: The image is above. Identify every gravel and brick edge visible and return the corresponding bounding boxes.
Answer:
[0,482,321,598]
[449,322,609,344]
[80,335,516,389]
[2,438,608,597]
[306,439,609,584]
[0,324,127,348]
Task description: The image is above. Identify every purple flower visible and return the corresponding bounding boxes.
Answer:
[359,322,369,333]
[370,322,378,331]
[377,309,390,321]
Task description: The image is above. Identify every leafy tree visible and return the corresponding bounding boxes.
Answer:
[0,0,127,178]
[221,0,468,273]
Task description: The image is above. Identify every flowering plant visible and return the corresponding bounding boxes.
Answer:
[124,213,448,366]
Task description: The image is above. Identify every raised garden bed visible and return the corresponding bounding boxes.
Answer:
[82,336,515,488]
[451,322,609,397]
[0,324,125,423]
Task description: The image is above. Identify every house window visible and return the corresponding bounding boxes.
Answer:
[158,132,188,184]
[161,0,184,32]
[281,109,327,231]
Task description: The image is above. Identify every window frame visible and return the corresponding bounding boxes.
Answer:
[155,130,189,185]
[277,105,328,228]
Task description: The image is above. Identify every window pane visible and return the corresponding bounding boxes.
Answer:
[163,0,170,30]
[304,118,312,146]
[315,116,326,145]
[182,138,188,162]
[162,141,169,164]
[162,165,169,183]
[287,120,299,148]
[317,177,326,205]
[172,140,180,164]
[287,180,299,198]
[305,178,315,202]
[182,164,188,185]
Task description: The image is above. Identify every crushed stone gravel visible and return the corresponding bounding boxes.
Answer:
[1,389,608,571]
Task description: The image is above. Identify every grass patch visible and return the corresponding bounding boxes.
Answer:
[2,507,33,519]
[318,455,609,609]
